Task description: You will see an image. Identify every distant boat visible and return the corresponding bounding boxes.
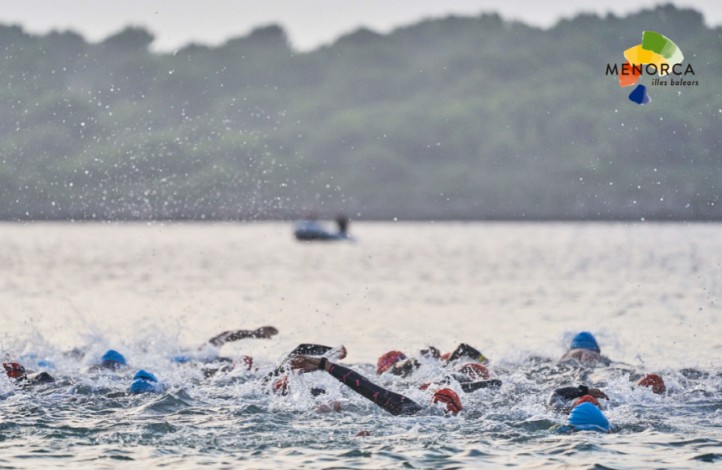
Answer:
[293,216,353,241]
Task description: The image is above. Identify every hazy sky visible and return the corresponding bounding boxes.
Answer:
[2,0,720,51]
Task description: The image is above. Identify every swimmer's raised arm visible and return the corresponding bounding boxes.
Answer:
[207,326,279,347]
[291,356,424,416]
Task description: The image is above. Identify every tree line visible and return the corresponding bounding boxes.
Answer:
[0,4,720,220]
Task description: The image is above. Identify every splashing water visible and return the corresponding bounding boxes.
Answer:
[1,222,721,467]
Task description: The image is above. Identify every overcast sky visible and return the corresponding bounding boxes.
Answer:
[2,0,720,51]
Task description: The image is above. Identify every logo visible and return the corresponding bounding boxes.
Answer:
[605,31,697,105]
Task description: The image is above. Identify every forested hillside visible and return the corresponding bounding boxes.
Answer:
[0,5,720,220]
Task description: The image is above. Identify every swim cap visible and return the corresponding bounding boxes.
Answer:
[458,363,491,380]
[133,369,158,382]
[432,388,463,414]
[3,362,26,379]
[171,355,191,364]
[637,374,666,395]
[129,369,160,394]
[101,349,127,366]
[568,402,610,432]
[129,379,159,394]
[273,375,289,395]
[570,332,600,353]
[376,351,406,374]
[572,394,602,410]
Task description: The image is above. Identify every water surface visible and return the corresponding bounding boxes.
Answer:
[1,222,720,468]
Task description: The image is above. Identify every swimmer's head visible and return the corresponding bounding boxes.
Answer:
[432,388,463,415]
[572,394,602,410]
[3,362,26,379]
[273,375,289,395]
[376,351,407,375]
[100,349,127,369]
[570,332,600,353]
[458,363,490,381]
[568,402,610,433]
[128,369,160,394]
[420,346,440,360]
[133,369,158,383]
[637,374,666,395]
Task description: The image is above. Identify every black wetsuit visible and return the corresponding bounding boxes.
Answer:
[448,343,486,363]
[547,385,592,413]
[326,363,423,416]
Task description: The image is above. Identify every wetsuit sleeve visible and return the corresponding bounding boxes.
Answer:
[448,343,485,362]
[288,344,334,357]
[264,344,336,383]
[460,379,502,393]
[553,385,588,401]
[547,385,589,412]
[326,363,423,416]
[208,330,255,346]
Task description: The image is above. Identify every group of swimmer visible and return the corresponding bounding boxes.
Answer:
[3,328,666,434]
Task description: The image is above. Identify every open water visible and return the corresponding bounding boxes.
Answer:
[0,222,720,468]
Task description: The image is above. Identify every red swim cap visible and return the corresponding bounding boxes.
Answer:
[273,375,289,395]
[440,352,451,361]
[376,351,406,375]
[458,363,490,380]
[637,374,666,395]
[432,388,463,414]
[572,394,602,410]
[3,362,26,379]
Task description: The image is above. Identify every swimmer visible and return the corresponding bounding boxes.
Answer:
[420,362,502,393]
[444,343,488,364]
[376,350,419,377]
[547,384,609,413]
[206,326,279,347]
[556,395,611,433]
[266,344,347,395]
[376,343,487,378]
[558,332,611,367]
[129,370,163,394]
[636,373,666,395]
[86,349,128,371]
[291,355,463,416]
[3,361,55,386]
[172,326,278,377]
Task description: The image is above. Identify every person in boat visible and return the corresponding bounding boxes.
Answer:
[547,384,609,413]
[558,332,611,367]
[291,355,463,416]
[294,213,351,241]
[3,361,55,386]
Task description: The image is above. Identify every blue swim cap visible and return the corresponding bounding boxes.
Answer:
[171,355,191,364]
[570,332,600,353]
[568,402,610,433]
[101,349,127,366]
[129,379,160,394]
[129,369,160,394]
[36,359,56,369]
[133,369,158,382]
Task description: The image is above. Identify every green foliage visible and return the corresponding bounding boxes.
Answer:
[0,5,720,220]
